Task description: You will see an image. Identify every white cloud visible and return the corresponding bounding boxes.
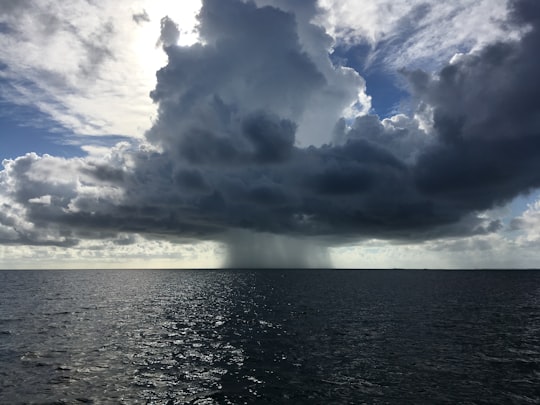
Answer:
[318,0,519,69]
[331,233,537,269]
[0,0,202,138]
[0,236,224,269]
[28,195,52,205]
[511,199,540,247]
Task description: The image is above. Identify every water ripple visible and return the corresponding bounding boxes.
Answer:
[0,270,539,403]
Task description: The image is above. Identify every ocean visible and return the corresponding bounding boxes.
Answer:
[0,269,539,404]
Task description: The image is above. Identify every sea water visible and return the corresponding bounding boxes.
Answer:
[0,269,539,404]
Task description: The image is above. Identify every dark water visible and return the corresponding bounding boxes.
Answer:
[0,270,539,404]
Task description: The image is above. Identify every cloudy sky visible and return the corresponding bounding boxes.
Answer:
[1,0,539,269]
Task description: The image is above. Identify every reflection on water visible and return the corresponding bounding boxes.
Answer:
[0,270,539,403]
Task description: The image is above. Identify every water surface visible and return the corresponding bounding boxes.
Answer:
[0,270,539,403]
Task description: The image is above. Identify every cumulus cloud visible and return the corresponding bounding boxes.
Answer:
[1,0,540,267]
[407,0,540,213]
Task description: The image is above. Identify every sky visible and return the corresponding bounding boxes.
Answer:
[1,0,540,269]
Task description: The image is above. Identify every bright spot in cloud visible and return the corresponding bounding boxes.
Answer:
[132,0,203,99]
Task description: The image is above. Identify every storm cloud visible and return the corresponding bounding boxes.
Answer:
[1,0,539,266]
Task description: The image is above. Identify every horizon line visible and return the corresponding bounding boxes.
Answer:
[1,268,539,271]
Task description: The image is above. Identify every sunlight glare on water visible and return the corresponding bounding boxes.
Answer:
[0,269,539,404]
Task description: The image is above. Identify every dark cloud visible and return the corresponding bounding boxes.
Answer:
[407,0,540,213]
[1,0,540,264]
[132,10,150,25]
[242,113,296,163]
[157,16,180,48]
[81,163,125,183]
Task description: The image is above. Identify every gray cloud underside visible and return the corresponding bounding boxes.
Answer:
[1,0,539,248]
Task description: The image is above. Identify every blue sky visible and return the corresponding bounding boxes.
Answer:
[1,0,540,269]
[331,43,410,118]
[0,104,81,160]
